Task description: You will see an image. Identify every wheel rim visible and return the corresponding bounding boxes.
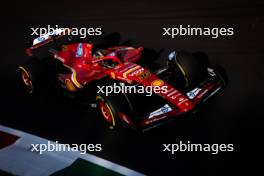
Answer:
[19,67,33,93]
[99,101,115,128]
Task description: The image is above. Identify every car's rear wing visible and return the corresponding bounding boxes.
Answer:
[26,28,74,58]
[32,28,68,46]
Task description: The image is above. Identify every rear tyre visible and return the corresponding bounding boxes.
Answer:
[18,59,46,94]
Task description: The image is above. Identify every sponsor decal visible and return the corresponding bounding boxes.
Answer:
[33,35,49,45]
[32,28,66,45]
[76,43,83,57]
[138,71,150,80]
[130,68,145,76]
[123,66,141,78]
[151,79,164,87]
[38,36,46,42]
[148,104,172,119]
[145,115,167,125]
[187,88,202,99]
[197,89,209,99]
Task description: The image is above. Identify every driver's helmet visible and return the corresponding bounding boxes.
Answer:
[93,49,109,59]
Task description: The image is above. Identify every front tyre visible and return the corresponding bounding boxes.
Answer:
[96,92,133,130]
[96,95,119,130]
[167,50,209,89]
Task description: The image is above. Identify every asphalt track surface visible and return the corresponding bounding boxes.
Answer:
[0,0,263,175]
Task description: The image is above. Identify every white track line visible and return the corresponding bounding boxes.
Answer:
[0,125,145,176]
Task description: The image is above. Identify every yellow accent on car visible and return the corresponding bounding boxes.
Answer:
[151,79,164,86]
[63,64,83,88]
[177,63,189,87]
[65,79,76,92]
[105,102,115,128]
[110,72,116,79]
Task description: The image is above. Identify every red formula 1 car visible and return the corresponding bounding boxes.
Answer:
[18,31,227,131]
